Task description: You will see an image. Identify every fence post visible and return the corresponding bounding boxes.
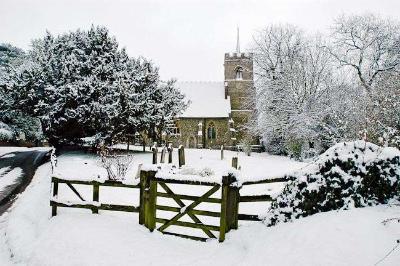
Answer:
[147,172,157,232]
[219,174,239,242]
[178,146,185,168]
[168,144,173,164]
[232,157,238,169]
[139,170,157,231]
[160,146,166,163]
[51,177,58,217]
[126,136,130,152]
[152,146,157,164]
[139,170,148,225]
[221,145,224,160]
[92,182,99,214]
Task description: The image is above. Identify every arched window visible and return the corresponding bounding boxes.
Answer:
[235,66,243,80]
[207,122,216,139]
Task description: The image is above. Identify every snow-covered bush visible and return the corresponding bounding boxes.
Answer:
[240,134,253,156]
[98,154,134,181]
[0,127,13,141]
[265,141,400,226]
[179,166,215,177]
[0,122,14,141]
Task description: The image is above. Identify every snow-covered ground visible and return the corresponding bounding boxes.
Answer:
[0,148,399,265]
[0,146,50,157]
[0,168,23,194]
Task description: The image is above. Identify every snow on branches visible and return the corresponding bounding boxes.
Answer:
[264,141,400,226]
[251,14,400,158]
[5,26,186,146]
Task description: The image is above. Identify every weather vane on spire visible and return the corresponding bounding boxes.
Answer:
[236,26,240,54]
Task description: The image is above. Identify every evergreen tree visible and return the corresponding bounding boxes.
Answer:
[0,43,42,142]
[7,26,186,147]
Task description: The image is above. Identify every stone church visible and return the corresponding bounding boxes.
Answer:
[165,31,254,149]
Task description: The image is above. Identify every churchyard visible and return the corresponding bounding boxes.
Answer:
[1,0,400,265]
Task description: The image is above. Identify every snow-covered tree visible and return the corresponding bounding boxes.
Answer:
[251,14,400,158]
[151,79,188,143]
[329,14,400,147]
[329,14,400,95]
[0,43,43,142]
[251,25,342,158]
[368,72,400,148]
[7,26,186,147]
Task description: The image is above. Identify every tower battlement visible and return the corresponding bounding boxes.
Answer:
[224,52,253,59]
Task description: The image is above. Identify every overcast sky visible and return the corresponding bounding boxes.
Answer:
[1,0,399,81]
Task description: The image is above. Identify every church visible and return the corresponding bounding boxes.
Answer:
[165,31,255,149]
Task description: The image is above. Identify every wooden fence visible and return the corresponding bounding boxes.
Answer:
[50,177,140,216]
[50,171,287,242]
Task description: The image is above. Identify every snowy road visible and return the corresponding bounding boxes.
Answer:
[0,149,51,214]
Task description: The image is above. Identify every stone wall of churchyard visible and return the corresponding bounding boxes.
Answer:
[165,118,232,149]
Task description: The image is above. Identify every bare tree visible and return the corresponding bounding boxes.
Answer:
[329,14,400,96]
[251,25,342,156]
[368,72,400,147]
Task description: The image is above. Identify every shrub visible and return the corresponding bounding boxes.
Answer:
[285,139,303,160]
[264,141,400,226]
[0,122,14,141]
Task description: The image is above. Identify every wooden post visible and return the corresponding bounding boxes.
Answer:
[51,178,59,217]
[219,176,229,242]
[168,144,173,164]
[126,136,130,152]
[178,146,185,168]
[232,157,238,169]
[221,145,224,160]
[139,170,148,225]
[219,174,239,242]
[227,177,240,230]
[147,172,157,232]
[92,182,99,214]
[139,170,157,231]
[152,146,157,164]
[160,146,166,163]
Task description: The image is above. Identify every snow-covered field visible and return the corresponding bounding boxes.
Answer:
[0,148,399,265]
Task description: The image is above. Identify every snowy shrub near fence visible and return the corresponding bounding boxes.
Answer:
[264,140,400,226]
[98,154,134,181]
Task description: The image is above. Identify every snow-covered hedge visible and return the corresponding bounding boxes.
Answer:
[265,141,400,226]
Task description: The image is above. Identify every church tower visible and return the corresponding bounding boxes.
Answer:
[224,28,254,143]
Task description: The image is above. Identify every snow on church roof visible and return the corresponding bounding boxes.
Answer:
[176,81,231,118]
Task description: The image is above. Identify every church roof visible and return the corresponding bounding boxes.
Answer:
[176,81,231,118]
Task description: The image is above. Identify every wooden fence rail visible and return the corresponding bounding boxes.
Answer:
[50,172,288,242]
[50,176,141,216]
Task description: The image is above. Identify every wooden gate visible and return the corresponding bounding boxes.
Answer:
[139,171,239,242]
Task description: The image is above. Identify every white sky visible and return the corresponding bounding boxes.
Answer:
[1,0,399,81]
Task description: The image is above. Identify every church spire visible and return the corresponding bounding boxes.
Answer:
[236,27,240,54]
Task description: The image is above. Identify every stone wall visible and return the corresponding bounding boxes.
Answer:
[165,118,232,149]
